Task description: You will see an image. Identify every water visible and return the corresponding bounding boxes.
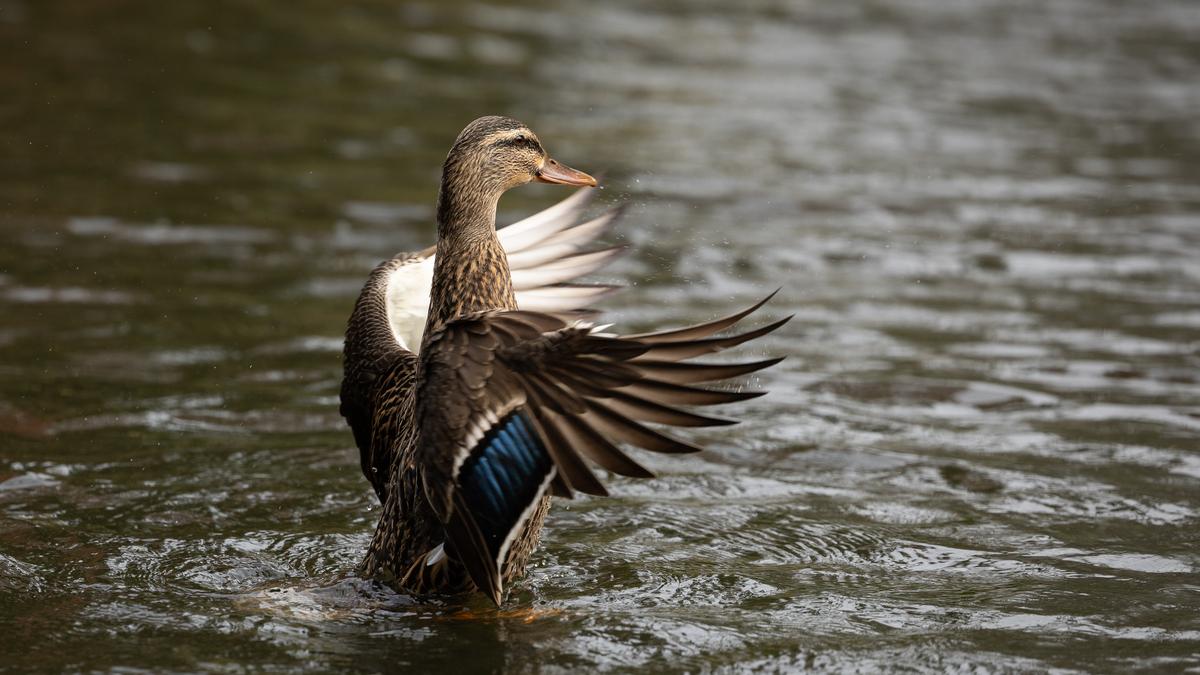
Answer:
[2,0,1198,671]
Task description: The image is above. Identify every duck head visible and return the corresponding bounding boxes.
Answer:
[439,116,596,204]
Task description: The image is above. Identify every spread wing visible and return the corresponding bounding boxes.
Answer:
[502,188,624,312]
[415,293,787,605]
[341,188,625,503]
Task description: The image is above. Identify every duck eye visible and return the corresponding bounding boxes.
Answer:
[498,134,538,151]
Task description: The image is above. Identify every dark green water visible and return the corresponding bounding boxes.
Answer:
[2,1,1199,672]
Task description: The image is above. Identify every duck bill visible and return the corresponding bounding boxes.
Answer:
[536,158,597,187]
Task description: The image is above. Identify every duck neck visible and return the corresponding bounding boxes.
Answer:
[424,170,517,341]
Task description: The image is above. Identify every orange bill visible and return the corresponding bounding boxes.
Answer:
[536,158,597,187]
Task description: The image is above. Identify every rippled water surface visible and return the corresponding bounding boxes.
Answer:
[2,1,1199,672]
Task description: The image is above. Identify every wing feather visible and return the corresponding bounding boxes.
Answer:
[529,412,608,496]
[416,294,786,605]
[632,315,793,362]
[496,187,596,252]
[515,284,622,311]
[625,289,780,343]
[630,357,786,384]
[510,246,626,290]
[505,208,624,269]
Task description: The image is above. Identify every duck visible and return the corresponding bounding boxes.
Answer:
[340,115,787,606]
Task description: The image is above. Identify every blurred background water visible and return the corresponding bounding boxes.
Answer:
[1,0,1199,672]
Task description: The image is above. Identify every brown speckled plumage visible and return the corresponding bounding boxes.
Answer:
[340,116,786,606]
[349,117,560,594]
[340,254,421,504]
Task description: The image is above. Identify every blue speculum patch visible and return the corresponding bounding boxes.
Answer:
[458,411,554,559]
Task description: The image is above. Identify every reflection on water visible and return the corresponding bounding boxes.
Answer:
[1,0,1199,671]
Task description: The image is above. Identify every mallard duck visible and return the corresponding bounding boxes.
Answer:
[340,116,787,605]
